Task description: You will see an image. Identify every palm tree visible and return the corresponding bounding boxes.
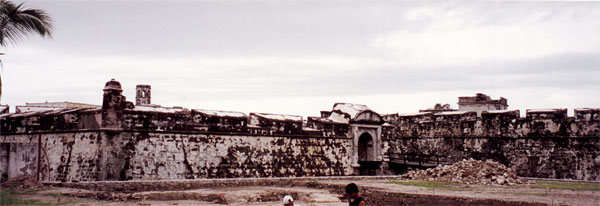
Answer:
[0,0,53,103]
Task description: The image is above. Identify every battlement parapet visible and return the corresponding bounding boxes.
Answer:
[384,111,479,137]
[479,110,520,137]
[0,105,345,137]
[0,107,102,133]
[191,109,247,132]
[3,104,598,138]
[2,79,597,139]
[249,113,303,135]
[0,105,8,114]
[575,108,600,122]
[571,108,600,136]
[306,116,349,137]
[384,108,600,138]
[121,107,192,131]
[526,108,568,119]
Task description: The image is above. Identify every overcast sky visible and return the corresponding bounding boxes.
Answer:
[1,0,599,117]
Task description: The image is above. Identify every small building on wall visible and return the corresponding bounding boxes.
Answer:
[458,93,508,117]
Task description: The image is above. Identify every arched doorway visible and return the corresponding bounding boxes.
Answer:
[357,132,380,175]
[358,133,373,162]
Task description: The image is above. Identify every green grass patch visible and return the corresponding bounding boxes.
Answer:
[0,189,54,206]
[530,180,600,191]
[386,180,468,190]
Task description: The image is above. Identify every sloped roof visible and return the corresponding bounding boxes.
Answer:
[526,108,567,113]
[327,111,350,123]
[16,106,63,113]
[252,113,302,122]
[398,112,431,117]
[132,105,184,113]
[435,111,475,116]
[332,103,370,119]
[9,110,51,118]
[309,112,350,125]
[575,108,600,112]
[24,101,99,108]
[193,109,246,118]
[484,110,520,114]
[0,105,8,113]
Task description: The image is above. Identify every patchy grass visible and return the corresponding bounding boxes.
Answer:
[490,190,549,197]
[0,189,53,206]
[530,180,600,191]
[386,180,469,191]
[22,188,42,193]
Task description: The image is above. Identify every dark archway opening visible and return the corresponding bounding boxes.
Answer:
[357,133,380,175]
[358,133,373,162]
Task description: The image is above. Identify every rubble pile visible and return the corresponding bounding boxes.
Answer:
[0,174,45,190]
[402,159,525,185]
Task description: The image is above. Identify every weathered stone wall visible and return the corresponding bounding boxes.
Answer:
[386,137,599,180]
[0,134,39,181]
[1,131,353,182]
[0,143,8,181]
[2,104,598,181]
[383,109,600,180]
[2,79,597,181]
[21,132,102,182]
[7,143,38,179]
[120,132,353,180]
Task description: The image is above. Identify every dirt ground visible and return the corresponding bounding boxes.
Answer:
[332,179,599,206]
[6,178,600,206]
[11,186,347,206]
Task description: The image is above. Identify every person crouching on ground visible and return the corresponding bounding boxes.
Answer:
[345,183,366,206]
[283,195,300,206]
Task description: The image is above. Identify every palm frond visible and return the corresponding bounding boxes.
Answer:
[0,0,53,46]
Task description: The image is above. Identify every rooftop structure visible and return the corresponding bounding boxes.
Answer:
[419,103,457,114]
[458,93,508,117]
[136,85,151,105]
[15,101,99,113]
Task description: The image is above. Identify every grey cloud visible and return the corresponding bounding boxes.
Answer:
[3,1,598,113]
[172,52,599,99]
[21,0,598,62]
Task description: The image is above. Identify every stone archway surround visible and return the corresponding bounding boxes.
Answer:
[350,124,382,168]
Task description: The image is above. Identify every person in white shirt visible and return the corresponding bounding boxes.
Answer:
[283,195,300,206]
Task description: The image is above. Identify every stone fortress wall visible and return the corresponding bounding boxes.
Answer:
[1,79,598,182]
[382,108,600,180]
[1,132,353,182]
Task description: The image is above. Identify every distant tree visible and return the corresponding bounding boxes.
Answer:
[433,103,452,110]
[0,0,53,103]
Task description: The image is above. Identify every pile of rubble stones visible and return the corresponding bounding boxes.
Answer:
[1,174,45,190]
[402,159,525,185]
